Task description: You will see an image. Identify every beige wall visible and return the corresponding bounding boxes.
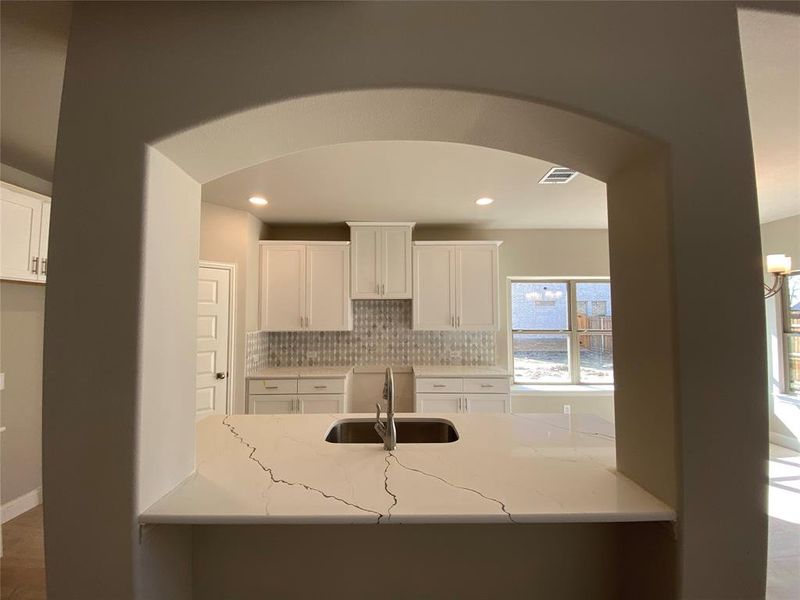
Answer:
[0,163,50,507]
[199,202,267,415]
[0,282,45,505]
[45,3,764,598]
[761,214,800,449]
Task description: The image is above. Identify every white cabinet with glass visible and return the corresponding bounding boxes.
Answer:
[509,279,614,385]
[413,242,500,331]
[259,242,352,331]
[1,182,51,283]
[347,222,413,299]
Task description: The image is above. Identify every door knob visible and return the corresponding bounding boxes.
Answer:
[215,372,227,380]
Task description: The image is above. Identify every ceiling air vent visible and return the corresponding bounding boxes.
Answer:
[538,167,578,184]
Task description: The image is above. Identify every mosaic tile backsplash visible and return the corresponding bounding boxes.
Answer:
[246,300,496,370]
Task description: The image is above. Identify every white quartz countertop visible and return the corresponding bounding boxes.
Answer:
[247,367,352,379]
[412,365,512,377]
[140,413,675,525]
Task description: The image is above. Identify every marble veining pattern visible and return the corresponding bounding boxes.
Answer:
[247,300,496,371]
[141,413,675,525]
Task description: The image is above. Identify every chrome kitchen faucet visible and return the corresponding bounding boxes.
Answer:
[375,367,397,450]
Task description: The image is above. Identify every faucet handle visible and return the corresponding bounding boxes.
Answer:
[375,402,382,421]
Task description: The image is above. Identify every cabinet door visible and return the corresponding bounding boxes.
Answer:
[250,395,297,414]
[298,394,343,414]
[456,245,498,330]
[413,245,455,330]
[1,185,42,282]
[306,244,351,331]
[261,244,306,331]
[38,202,51,281]
[382,226,412,298]
[350,227,382,299]
[464,393,507,414]
[416,393,462,413]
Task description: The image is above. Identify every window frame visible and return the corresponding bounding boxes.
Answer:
[781,270,800,395]
[507,277,613,385]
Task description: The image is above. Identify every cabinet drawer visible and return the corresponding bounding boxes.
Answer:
[248,378,298,395]
[415,377,463,393]
[463,378,510,394]
[298,378,345,395]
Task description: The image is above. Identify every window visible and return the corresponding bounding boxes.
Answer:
[510,279,613,384]
[783,273,800,394]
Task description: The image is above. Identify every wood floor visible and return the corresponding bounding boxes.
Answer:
[1,505,46,600]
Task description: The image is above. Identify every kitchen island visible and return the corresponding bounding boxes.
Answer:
[141,413,673,525]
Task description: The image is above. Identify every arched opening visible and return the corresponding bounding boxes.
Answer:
[130,88,677,596]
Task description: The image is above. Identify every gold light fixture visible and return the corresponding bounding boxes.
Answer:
[764,254,792,298]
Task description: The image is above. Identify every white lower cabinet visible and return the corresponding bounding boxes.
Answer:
[414,376,510,413]
[251,395,298,415]
[416,393,463,413]
[298,394,344,414]
[248,375,348,414]
[464,393,507,413]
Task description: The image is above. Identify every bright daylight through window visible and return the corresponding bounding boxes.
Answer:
[510,280,613,384]
[784,273,800,393]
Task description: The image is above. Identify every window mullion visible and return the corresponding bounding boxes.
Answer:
[569,280,580,384]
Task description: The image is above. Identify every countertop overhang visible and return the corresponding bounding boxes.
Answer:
[140,413,675,526]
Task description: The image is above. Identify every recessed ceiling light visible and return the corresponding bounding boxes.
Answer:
[249,196,268,206]
[476,197,494,206]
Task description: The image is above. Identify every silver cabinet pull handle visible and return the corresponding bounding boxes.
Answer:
[433,384,446,388]
[466,397,470,412]
[32,257,39,274]
[264,385,279,390]
[313,385,327,389]
[457,315,461,327]
[41,258,47,275]
[298,397,303,413]
[480,384,493,388]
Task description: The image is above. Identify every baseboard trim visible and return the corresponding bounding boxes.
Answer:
[1,487,43,524]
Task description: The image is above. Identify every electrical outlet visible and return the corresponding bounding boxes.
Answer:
[563,404,572,415]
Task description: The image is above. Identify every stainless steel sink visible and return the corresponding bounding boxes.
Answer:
[325,418,459,444]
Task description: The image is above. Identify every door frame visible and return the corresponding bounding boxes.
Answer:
[199,260,236,416]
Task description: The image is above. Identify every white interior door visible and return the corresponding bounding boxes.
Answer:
[196,265,231,420]
[382,226,412,298]
[456,245,498,330]
[261,244,306,331]
[306,244,351,331]
[350,227,381,298]
[0,185,42,282]
[413,245,455,330]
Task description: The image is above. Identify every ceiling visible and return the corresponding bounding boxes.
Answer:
[202,141,608,229]
[0,3,797,225]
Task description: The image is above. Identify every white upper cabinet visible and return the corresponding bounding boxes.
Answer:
[306,244,351,331]
[413,242,500,331]
[347,223,413,299]
[1,182,50,283]
[456,245,498,330]
[413,244,456,330]
[260,242,352,332]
